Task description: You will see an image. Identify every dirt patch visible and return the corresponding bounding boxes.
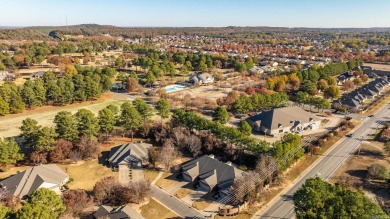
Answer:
[365,63,390,71]
[330,141,390,214]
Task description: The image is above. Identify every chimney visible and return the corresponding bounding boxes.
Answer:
[208,154,215,159]
[226,161,232,166]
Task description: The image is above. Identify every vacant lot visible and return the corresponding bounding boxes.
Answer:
[0,93,126,138]
[365,63,390,71]
[331,141,390,213]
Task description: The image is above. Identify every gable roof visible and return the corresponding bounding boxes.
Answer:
[94,205,144,219]
[247,106,321,130]
[0,164,69,198]
[181,155,243,189]
[108,143,152,166]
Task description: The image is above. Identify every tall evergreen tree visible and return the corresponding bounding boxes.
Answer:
[75,109,99,137]
[120,102,142,140]
[54,111,79,142]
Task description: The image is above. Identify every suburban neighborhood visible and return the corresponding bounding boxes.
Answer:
[0,1,390,219]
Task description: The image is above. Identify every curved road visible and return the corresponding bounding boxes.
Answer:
[258,103,390,219]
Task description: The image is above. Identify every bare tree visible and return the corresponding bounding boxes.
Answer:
[172,126,187,144]
[159,139,177,171]
[75,135,100,160]
[185,134,202,157]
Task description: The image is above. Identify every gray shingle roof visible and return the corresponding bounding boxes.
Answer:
[93,205,144,219]
[181,155,243,190]
[247,106,321,130]
[0,164,69,198]
[108,143,152,167]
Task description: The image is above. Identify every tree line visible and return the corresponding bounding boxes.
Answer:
[3,98,170,166]
[0,66,115,116]
[231,92,288,114]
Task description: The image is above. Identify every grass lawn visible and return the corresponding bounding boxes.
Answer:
[59,159,117,191]
[192,198,212,210]
[192,191,214,210]
[143,169,160,183]
[174,186,193,199]
[0,165,31,179]
[155,172,177,189]
[140,199,179,219]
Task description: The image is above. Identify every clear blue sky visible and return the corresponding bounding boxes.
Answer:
[1,0,390,28]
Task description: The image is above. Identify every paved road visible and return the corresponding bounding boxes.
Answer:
[151,185,205,218]
[258,103,390,219]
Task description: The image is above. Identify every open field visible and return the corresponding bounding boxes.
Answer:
[0,93,126,138]
[330,141,390,213]
[365,63,390,71]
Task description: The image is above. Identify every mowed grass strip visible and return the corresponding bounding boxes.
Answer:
[141,199,179,219]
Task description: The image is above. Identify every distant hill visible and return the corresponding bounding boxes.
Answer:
[1,23,390,41]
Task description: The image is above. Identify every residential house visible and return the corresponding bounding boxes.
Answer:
[333,77,390,111]
[93,205,144,219]
[336,72,354,85]
[108,143,152,182]
[362,66,390,78]
[248,67,265,74]
[189,72,214,85]
[30,71,45,80]
[246,106,322,136]
[261,66,275,72]
[0,164,69,199]
[259,60,268,66]
[180,155,244,194]
[0,71,15,81]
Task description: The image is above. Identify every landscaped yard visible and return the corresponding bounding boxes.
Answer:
[59,159,117,190]
[215,213,252,219]
[192,198,212,210]
[174,186,193,199]
[143,169,160,183]
[0,165,31,179]
[155,172,178,189]
[140,199,179,219]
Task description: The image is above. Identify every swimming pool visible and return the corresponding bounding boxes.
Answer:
[165,84,189,93]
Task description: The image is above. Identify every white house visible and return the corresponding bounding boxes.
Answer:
[189,72,214,85]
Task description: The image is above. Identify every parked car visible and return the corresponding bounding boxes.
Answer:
[346,133,353,137]
[368,114,374,117]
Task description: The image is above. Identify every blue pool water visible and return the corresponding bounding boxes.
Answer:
[165,85,188,93]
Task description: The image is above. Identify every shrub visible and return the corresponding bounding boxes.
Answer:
[368,164,389,180]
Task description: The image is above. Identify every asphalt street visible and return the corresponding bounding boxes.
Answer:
[151,185,204,218]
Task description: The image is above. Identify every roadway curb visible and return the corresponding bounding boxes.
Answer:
[250,119,366,219]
